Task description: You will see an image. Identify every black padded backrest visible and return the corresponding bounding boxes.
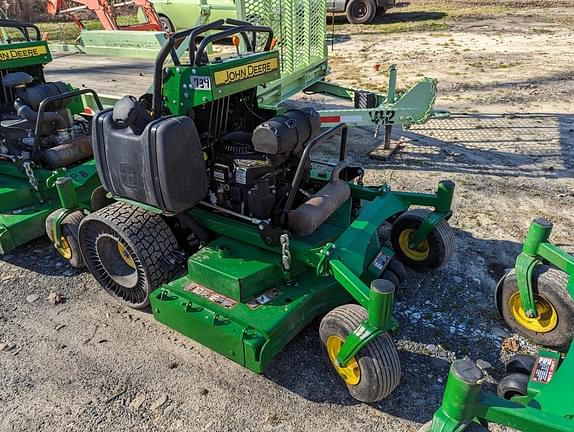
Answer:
[92,109,208,213]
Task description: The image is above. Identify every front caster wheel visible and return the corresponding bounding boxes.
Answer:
[390,209,455,272]
[496,266,574,349]
[497,372,529,400]
[319,304,401,402]
[78,202,183,309]
[46,210,85,268]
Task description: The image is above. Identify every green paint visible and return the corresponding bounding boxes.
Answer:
[187,237,285,302]
[151,259,351,373]
[50,31,169,59]
[515,219,574,317]
[149,177,455,372]
[0,40,51,70]
[0,37,103,254]
[428,346,574,432]
[0,160,100,254]
[162,50,280,115]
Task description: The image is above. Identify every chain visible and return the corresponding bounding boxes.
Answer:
[280,233,291,272]
[23,161,39,191]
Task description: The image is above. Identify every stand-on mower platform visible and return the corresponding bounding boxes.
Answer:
[75,20,457,402]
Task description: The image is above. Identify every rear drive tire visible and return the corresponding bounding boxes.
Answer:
[79,202,183,309]
[346,0,377,24]
[46,210,85,268]
[320,303,401,402]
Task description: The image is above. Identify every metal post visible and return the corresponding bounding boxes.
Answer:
[429,359,485,432]
[387,64,397,104]
[435,180,456,213]
[523,218,553,256]
[368,279,394,329]
[55,177,79,210]
[383,124,393,150]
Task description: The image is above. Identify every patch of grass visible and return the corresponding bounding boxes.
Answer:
[38,16,138,43]
[336,1,513,36]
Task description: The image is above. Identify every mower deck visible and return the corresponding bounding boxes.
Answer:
[0,160,99,254]
[152,243,350,373]
[150,207,357,374]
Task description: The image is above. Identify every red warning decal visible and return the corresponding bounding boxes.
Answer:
[531,356,558,384]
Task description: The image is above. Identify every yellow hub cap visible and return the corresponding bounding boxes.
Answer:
[326,335,361,385]
[509,293,558,333]
[56,236,72,260]
[117,242,136,269]
[398,228,430,261]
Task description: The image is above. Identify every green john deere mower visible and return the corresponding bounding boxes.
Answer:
[77,20,457,402]
[0,19,104,265]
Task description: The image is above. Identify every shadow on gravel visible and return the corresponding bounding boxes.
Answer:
[376,113,574,179]
[0,236,86,277]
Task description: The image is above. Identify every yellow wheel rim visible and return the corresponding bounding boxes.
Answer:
[509,292,558,333]
[56,236,72,260]
[398,228,430,261]
[117,242,136,269]
[326,335,361,385]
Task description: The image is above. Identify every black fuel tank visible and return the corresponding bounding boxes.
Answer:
[92,109,207,213]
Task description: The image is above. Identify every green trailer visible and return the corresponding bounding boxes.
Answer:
[0,19,104,265]
[51,0,442,150]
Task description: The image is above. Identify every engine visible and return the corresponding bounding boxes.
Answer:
[208,107,321,221]
[92,90,327,231]
[0,71,92,169]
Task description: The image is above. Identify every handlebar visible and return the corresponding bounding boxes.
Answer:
[152,19,275,118]
[32,88,103,159]
[283,123,348,214]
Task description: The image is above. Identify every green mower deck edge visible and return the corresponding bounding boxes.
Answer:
[424,344,574,432]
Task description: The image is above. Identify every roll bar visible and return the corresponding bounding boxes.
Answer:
[152,19,274,117]
[32,88,103,160]
[0,19,41,41]
[283,123,349,214]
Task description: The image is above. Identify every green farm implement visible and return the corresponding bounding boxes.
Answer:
[0,19,104,265]
[423,218,574,431]
[421,347,574,432]
[75,21,457,401]
[496,218,574,348]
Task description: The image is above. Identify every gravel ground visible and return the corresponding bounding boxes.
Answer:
[1,2,574,431]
